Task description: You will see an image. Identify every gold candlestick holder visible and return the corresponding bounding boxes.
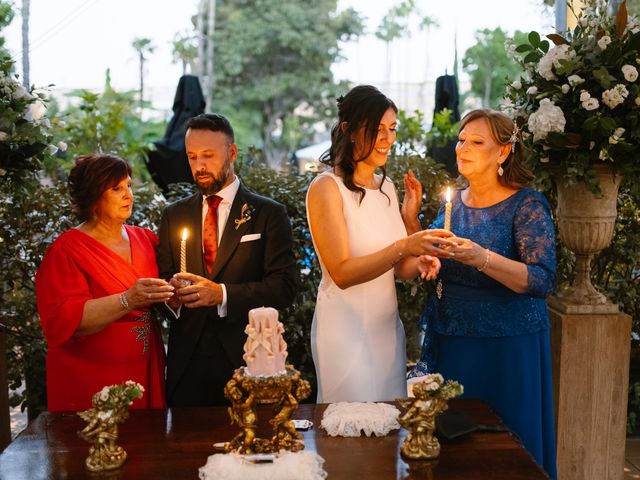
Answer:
[77,381,143,472]
[224,365,311,454]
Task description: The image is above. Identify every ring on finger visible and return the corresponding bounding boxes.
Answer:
[196,292,200,299]
[146,293,151,300]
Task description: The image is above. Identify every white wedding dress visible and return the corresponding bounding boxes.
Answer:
[307,171,408,403]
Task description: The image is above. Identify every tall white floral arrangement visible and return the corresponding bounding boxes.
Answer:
[0,58,55,178]
[505,0,640,192]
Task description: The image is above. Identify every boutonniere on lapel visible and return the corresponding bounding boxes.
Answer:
[234,203,255,230]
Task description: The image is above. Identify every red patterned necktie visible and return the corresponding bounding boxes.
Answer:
[203,195,222,274]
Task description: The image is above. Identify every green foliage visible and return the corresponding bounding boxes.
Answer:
[462,27,528,108]
[211,0,364,167]
[48,70,165,181]
[0,0,13,58]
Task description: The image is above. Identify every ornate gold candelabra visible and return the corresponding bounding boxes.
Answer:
[224,366,311,454]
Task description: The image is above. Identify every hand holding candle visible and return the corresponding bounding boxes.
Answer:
[180,228,188,273]
[444,187,452,232]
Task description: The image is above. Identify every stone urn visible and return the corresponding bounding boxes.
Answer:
[548,165,622,314]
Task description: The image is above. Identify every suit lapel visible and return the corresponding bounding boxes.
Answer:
[210,184,253,279]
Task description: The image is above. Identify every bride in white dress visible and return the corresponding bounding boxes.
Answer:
[306,85,455,403]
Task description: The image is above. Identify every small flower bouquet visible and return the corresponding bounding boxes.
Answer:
[413,373,464,399]
[504,0,640,191]
[95,380,145,411]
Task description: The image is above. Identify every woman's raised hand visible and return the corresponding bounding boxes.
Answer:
[402,170,423,234]
[126,278,175,310]
[403,229,457,257]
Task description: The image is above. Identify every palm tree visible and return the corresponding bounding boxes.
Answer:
[131,37,155,112]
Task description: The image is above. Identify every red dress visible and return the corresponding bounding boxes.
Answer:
[35,226,166,411]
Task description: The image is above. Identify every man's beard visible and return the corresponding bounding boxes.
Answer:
[194,156,232,196]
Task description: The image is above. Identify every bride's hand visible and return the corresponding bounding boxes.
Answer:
[417,255,441,281]
[402,170,422,233]
[404,229,457,257]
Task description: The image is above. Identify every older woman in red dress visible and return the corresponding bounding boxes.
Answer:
[35,154,174,411]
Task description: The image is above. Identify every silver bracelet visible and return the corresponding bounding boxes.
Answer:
[119,292,130,311]
[477,250,492,272]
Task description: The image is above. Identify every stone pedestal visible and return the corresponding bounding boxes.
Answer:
[549,306,631,480]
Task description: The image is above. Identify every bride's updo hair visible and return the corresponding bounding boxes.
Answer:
[458,109,534,189]
[320,85,398,202]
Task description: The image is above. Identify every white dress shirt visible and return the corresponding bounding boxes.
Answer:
[201,176,240,317]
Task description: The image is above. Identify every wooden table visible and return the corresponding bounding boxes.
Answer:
[0,399,547,479]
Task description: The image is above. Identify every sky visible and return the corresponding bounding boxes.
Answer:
[2,0,554,114]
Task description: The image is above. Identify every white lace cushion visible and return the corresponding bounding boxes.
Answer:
[198,451,327,480]
[320,402,400,437]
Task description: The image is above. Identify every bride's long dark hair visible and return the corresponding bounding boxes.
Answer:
[320,85,398,203]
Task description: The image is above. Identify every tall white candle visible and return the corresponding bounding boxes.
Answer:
[444,187,452,232]
[180,228,188,273]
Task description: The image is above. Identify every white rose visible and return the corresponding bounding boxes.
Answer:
[58,120,67,129]
[609,135,619,144]
[597,35,612,50]
[13,83,33,101]
[537,44,574,81]
[614,127,626,137]
[568,74,585,86]
[602,84,629,109]
[622,65,639,82]
[527,98,567,141]
[511,80,522,90]
[599,148,610,161]
[99,387,109,402]
[0,131,9,141]
[526,86,538,95]
[561,84,570,94]
[57,141,67,152]
[582,98,600,110]
[579,91,591,102]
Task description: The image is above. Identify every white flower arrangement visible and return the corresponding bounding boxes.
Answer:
[505,0,640,189]
[414,373,464,400]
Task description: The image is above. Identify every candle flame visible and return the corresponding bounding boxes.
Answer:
[181,228,188,241]
[445,187,451,203]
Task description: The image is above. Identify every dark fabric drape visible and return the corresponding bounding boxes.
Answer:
[431,74,460,175]
[146,75,205,191]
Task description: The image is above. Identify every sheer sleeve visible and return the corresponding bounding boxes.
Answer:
[513,192,557,298]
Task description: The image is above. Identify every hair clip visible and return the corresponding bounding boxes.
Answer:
[509,123,520,153]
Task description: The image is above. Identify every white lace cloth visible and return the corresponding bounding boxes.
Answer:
[198,451,327,480]
[320,402,400,437]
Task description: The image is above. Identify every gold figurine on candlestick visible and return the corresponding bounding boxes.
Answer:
[77,381,144,472]
[398,374,462,460]
[224,307,311,454]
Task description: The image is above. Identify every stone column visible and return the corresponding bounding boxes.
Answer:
[549,305,631,480]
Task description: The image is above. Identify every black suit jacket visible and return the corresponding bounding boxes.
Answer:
[156,183,297,406]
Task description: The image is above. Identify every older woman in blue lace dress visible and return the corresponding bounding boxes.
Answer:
[404,109,557,479]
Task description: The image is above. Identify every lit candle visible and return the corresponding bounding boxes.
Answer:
[180,228,188,273]
[444,187,452,232]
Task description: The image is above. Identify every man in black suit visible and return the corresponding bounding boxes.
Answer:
[157,113,297,406]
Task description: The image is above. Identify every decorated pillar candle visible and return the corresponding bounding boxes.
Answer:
[444,187,452,232]
[180,228,188,273]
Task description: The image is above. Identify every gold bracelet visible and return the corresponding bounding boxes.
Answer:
[391,241,404,266]
[119,292,130,310]
[477,250,492,272]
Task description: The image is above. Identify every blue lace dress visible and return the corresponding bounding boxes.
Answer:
[411,188,557,479]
